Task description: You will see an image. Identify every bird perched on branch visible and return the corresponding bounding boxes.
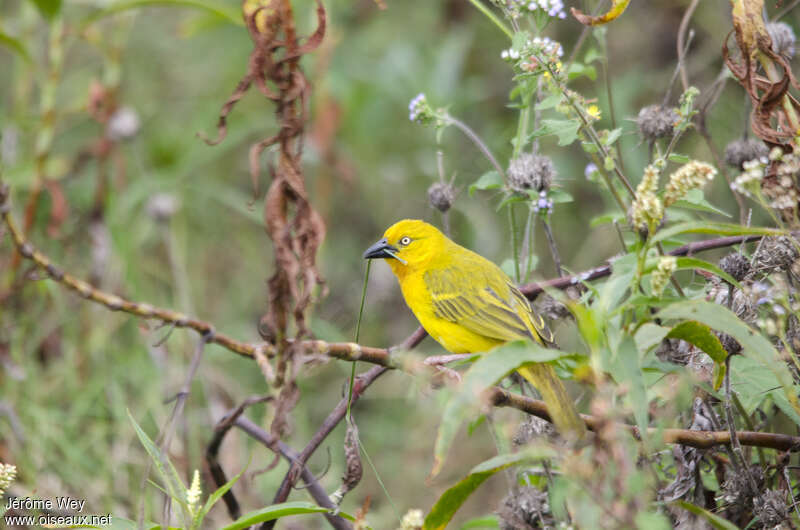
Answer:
[363,219,584,438]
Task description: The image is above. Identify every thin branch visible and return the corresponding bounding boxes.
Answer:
[235,416,353,530]
[263,365,393,529]
[206,395,273,521]
[485,387,800,452]
[676,0,700,92]
[518,234,766,298]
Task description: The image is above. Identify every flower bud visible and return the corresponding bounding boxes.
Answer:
[427,182,455,212]
[507,153,556,194]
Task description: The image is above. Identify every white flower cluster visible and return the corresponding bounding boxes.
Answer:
[501,36,563,62]
[769,148,800,210]
[651,256,677,298]
[731,156,768,198]
[400,508,425,530]
[186,469,202,514]
[0,463,17,496]
[663,160,717,206]
[630,164,664,231]
[508,0,567,19]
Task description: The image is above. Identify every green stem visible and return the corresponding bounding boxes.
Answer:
[508,204,521,282]
[466,0,514,39]
[513,97,532,158]
[346,260,371,422]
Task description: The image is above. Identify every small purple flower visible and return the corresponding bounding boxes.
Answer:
[584,163,598,179]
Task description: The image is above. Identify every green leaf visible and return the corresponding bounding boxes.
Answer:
[535,94,562,110]
[460,515,500,529]
[424,449,554,530]
[567,62,597,81]
[672,256,742,290]
[666,320,727,389]
[604,127,622,146]
[29,0,62,20]
[0,32,31,63]
[469,170,503,196]
[667,321,727,364]
[673,501,739,530]
[589,213,623,227]
[614,337,649,436]
[651,221,784,244]
[195,463,247,527]
[221,502,335,530]
[548,188,573,204]
[669,189,731,218]
[83,0,244,28]
[668,153,690,164]
[127,410,188,511]
[634,511,673,530]
[432,341,567,478]
[657,300,800,416]
[529,119,580,146]
[634,323,670,353]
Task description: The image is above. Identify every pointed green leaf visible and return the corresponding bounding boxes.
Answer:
[432,341,567,478]
[669,189,731,217]
[657,300,800,416]
[673,501,738,530]
[529,119,580,146]
[29,0,62,20]
[127,410,188,511]
[0,32,31,63]
[469,170,503,196]
[220,502,337,530]
[424,449,554,530]
[651,221,783,244]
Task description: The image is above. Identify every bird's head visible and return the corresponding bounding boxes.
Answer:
[363,219,446,274]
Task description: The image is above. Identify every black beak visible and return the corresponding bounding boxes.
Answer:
[363,237,398,260]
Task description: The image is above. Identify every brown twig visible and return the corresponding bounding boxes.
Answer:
[485,387,800,452]
[262,364,392,529]
[206,395,274,520]
[676,0,700,92]
[235,416,352,530]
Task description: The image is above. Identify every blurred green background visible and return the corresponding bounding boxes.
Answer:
[1,0,795,527]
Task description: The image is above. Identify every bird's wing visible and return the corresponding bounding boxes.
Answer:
[423,258,554,345]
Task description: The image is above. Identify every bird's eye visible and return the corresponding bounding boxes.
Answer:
[399,236,412,246]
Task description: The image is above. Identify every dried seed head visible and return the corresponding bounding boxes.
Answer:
[724,138,768,170]
[512,415,555,446]
[754,236,800,274]
[497,487,553,530]
[754,489,788,527]
[717,332,742,356]
[722,465,764,506]
[507,153,556,193]
[718,252,751,282]
[636,104,679,141]
[427,182,455,212]
[768,21,796,59]
[330,421,363,506]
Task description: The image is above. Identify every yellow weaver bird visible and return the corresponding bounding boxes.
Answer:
[363,219,584,438]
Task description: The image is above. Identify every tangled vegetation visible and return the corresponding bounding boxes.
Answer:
[4,0,800,528]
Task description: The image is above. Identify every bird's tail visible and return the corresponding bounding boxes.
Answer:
[518,363,586,439]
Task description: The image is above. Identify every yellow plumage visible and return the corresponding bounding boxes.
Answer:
[363,219,584,437]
